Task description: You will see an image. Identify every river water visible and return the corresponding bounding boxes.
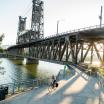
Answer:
[0,58,64,85]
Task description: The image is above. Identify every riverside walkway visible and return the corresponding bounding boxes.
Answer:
[2,67,104,104]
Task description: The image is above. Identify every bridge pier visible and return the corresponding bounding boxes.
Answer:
[26,58,39,64]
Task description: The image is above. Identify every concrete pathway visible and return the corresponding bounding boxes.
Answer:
[2,69,104,104]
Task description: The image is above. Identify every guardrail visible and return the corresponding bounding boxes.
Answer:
[11,24,104,47]
[44,24,104,39]
[0,69,64,101]
[96,72,104,89]
[0,78,49,98]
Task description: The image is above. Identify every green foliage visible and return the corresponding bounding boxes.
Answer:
[89,66,104,76]
[0,33,4,42]
[0,48,4,53]
[98,68,104,76]
[0,33,4,47]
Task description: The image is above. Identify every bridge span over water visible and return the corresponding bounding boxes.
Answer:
[7,25,104,65]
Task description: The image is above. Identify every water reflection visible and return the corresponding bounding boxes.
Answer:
[0,58,64,85]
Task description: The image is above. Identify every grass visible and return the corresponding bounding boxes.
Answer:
[88,65,104,76]
[97,68,104,76]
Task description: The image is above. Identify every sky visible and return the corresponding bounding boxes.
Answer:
[0,0,104,46]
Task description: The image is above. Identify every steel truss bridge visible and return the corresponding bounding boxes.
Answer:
[7,25,104,65]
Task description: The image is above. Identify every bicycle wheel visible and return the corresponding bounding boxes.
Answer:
[48,85,52,92]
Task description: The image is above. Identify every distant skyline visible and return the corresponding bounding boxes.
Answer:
[0,0,104,45]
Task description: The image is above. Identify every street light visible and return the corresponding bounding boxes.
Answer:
[57,20,59,35]
[57,20,64,35]
[99,6,103,28]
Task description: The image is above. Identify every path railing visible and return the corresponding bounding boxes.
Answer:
[96,72,104,89]
[0,78,50,99]
[0,68,70,102]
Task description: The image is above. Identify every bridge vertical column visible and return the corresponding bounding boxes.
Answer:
[70,42,75,63]
[75,34,79,64]
[29,47,31,57]
[90,42,93,64]
[93,43,103,64]
[17,16,27,44]
[31,0,44,39]
[65,36,69,62]
[80,42,84,62]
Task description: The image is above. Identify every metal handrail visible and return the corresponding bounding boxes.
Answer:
[0,78,49,97]
[96,72,104,88]
[8,24,104,49]
[44,24,104,39]
[94,72,104,104]
[0,72,64,100]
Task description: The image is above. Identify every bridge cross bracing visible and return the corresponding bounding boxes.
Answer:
[17,0,44,44]
[7,25,104,65]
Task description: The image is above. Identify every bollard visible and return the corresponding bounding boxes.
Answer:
[12,83,15,94]
[0,88,6,101]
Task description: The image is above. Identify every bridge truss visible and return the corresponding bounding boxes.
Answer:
[7,25,104,65]
[17,0,44,44]
[17,16,27,44]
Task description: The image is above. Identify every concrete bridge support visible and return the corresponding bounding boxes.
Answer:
[26,58,39,64]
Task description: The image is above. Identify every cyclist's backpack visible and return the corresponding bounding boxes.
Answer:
[55,83,58,87]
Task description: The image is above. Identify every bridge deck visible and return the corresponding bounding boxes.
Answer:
[8,25,104,49]
[4,67,104,104]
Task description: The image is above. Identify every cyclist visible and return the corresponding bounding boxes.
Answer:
[51,75,57,88]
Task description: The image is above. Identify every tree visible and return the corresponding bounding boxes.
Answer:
[0,33,4,45]
[0,33,5,53]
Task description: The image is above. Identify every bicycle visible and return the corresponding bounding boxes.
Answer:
[48,81,58,92]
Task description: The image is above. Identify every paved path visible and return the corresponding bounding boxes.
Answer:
[2,69,104,104]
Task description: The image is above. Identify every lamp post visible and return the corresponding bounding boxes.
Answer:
[99,6,103,28]
[57,20,60,35]
[57,20,64,35]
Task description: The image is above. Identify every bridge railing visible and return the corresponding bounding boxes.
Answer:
[7,24,104,50]
[44,24,104,39]
[96,72,104,89]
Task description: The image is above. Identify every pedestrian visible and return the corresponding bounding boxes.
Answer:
[51,75,56,88]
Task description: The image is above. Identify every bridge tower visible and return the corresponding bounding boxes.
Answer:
[16,16,27,44]
[31,0,44,40]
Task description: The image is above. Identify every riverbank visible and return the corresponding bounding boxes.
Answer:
[2,67,104,104]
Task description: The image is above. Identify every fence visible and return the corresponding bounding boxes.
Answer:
[96,72,104,89]
[0,70,63,98]
[0,77,50,99]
